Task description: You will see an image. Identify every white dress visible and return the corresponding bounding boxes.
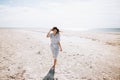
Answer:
[50,33,60,59]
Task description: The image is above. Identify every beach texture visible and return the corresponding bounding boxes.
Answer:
[0,29,120,80]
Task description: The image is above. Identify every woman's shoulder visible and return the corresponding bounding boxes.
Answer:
[50,33,53,38]
[50,33,53,35]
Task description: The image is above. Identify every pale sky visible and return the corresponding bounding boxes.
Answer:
[0,0,120,30]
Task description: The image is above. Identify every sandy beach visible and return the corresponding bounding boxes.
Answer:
[0,29,120,80]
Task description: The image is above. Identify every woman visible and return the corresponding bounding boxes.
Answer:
[46,27,62,69]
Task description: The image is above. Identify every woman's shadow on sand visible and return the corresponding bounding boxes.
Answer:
[43,66,58,80]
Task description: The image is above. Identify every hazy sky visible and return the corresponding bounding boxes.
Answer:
[0,0,120,30]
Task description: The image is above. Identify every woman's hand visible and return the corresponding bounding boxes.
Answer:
[50,28,53,31]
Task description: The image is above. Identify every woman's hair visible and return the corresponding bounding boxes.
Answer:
[52,27,60,34]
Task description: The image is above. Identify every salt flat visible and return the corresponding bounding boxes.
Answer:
[0,29,120,80]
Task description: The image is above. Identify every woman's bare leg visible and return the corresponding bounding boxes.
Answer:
[53,59,57,69]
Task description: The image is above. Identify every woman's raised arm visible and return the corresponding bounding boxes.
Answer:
[46,29,52,38]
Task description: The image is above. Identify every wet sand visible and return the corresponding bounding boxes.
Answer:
[0,29,120,80]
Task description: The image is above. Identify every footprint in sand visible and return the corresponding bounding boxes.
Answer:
[81,77,86,79]
[8,70,26,80]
